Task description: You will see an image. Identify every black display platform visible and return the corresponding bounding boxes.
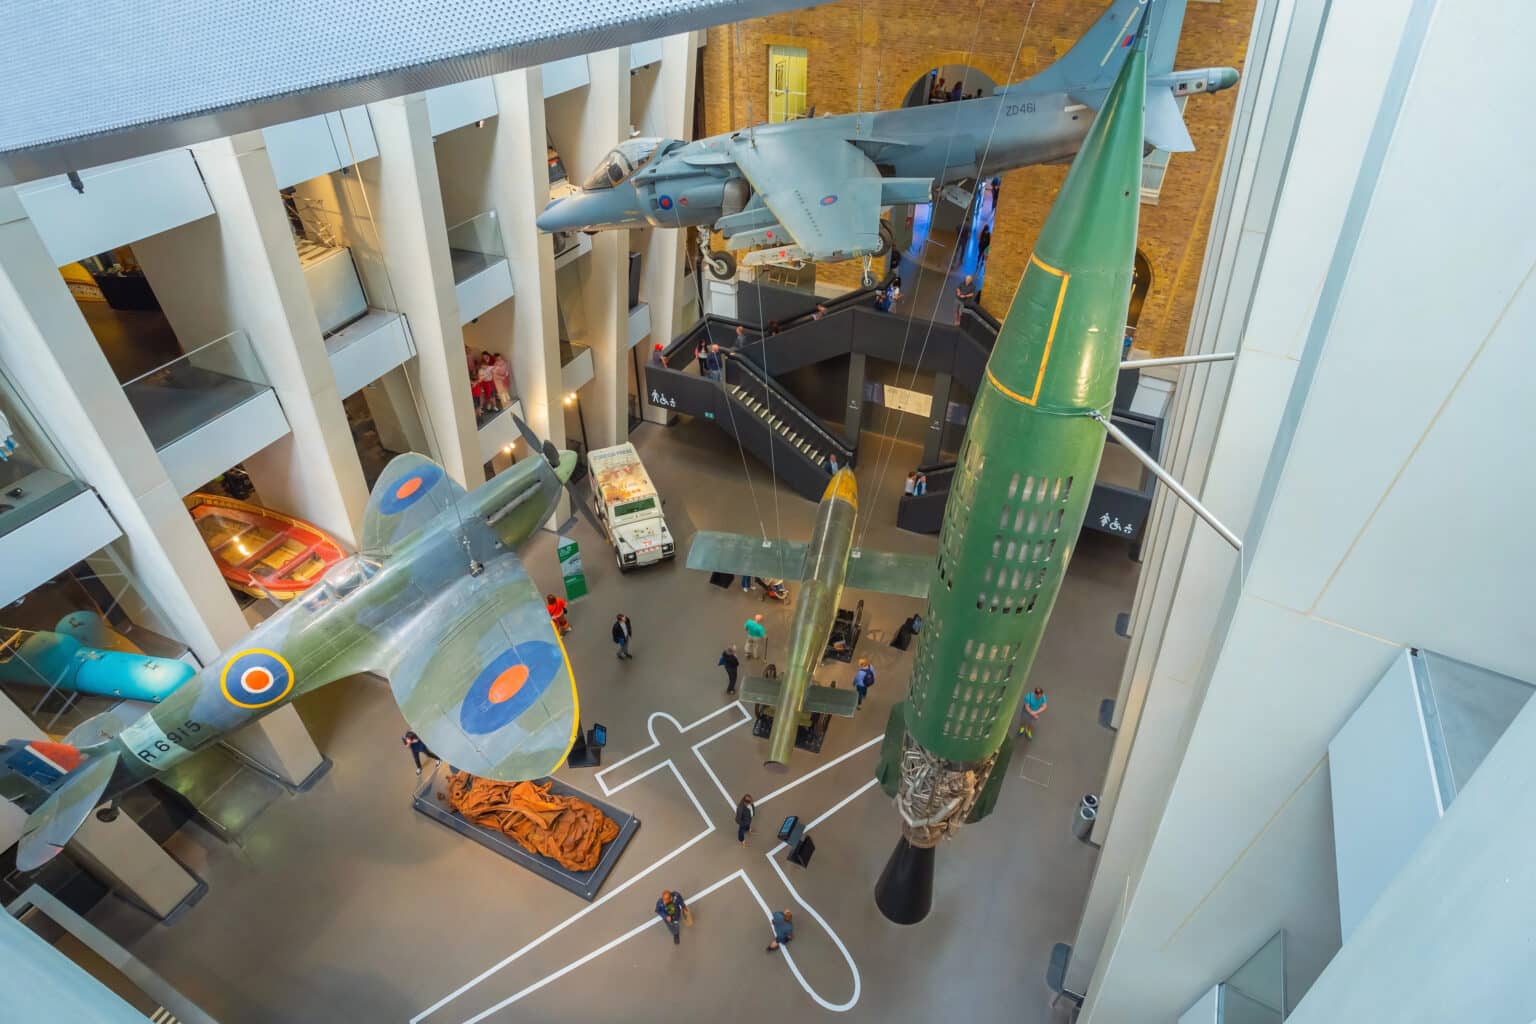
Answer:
[412,769,640,901]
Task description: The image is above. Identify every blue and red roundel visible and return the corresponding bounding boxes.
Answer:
[459,642,564,735]
[820,194,838,206]
[379,463,444,515]
[658,195,674,210]
[221,649,295,709]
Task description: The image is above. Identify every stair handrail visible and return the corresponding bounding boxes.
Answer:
[723,352,853,458]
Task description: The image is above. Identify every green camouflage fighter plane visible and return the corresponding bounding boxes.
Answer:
[1,434,584,871]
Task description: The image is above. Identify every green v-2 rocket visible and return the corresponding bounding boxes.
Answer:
[874,4,1151,923]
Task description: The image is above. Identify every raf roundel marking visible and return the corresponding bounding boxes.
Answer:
[460,642,564,735]
[379,462,444,515]
[221,649,295,709]
[657,195,674,210]
[820,194,838,206]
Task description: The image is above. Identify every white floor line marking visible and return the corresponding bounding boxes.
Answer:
[759,777,880,1014]
[420,705,875,1023]
[755,735,883,808]
[595,704,749,795]
[691,716,751,811]
[459,872,750,1024]
[412,758,715,1024]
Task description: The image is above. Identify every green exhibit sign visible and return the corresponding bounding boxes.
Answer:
[558,535,588,600]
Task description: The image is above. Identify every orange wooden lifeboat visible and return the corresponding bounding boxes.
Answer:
[184,493,345,600]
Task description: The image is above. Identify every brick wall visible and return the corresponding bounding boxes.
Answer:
[702,0,1256,355]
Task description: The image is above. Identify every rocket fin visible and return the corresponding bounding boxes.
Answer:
[846,549,932,599]
[876,701,907,799]
[964,730,1017,824]
[685,531,808,582]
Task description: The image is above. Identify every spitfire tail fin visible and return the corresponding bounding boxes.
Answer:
[1019,0,1184,92]
[1,741,121,871]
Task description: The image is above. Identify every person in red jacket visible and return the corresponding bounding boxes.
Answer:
[546,593,571,635]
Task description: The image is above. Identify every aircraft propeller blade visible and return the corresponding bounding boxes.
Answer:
[511,412,603,536]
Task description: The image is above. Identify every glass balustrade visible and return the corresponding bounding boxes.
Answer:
[120,330,271,450]
[446,210,508,285]
[0,363,87,539]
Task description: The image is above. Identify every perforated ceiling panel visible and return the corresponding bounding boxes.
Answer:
[0,0,807,184]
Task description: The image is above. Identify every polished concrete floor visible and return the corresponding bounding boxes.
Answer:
[89,417,1137,1023]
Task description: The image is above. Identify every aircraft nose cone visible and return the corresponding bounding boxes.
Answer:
[536,199,575,232]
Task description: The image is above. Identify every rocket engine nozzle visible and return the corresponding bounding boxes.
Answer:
[874,837,935,924]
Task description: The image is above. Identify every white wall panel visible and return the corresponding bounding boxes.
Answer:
[454,259,514,324]
[0,490,122,608]
[264,114,343,189]
[326,107,378,164]
[542,56,590,98]
[1313,282,1535,682]
[16,149,214,266]
[426,79,499,136]
[157,389,290,496]
[1328,651,1441,942]
[325,310,414,398]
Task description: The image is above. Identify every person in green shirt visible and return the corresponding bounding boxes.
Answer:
[743,614,767,659]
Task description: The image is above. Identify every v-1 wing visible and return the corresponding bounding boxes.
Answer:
[687,531,808,581]
[846,548,931,599]
[724,130,884,262]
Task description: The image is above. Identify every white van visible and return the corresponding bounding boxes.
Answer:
[587,443,674,571]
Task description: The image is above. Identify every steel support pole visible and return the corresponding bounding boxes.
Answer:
[1088,411,1243,551]
[1117,352,1236,370]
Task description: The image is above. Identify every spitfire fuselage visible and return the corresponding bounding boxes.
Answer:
[764,470,859,769]
[92,455,566,797]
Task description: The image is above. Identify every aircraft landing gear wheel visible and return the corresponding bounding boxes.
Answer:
[874,220,895,257]
[703,249,736,280]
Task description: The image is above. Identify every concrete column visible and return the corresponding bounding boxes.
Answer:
[844,352,866,444]
[637,34,700,339]
[0,189,247,665]
[0,190,324,789]
[0,694,197,920]
[135,132,369,548]
[489,67,570,523]
[362,366,430,456]
[364,94,483,487]
[573,48,632,448]
[921,371,950,465]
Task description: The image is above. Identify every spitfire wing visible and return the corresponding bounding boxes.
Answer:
[386,556,578,781]
[726,132,884,261]
[686,531,808,581]
[846,548,932,599]
[361,453,467,554]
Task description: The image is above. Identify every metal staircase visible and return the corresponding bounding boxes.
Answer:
[727,383,831,467]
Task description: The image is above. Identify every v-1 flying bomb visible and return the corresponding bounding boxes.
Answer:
[536,0,1235,279]
[687,469,930,770]
[2,431,584,871]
